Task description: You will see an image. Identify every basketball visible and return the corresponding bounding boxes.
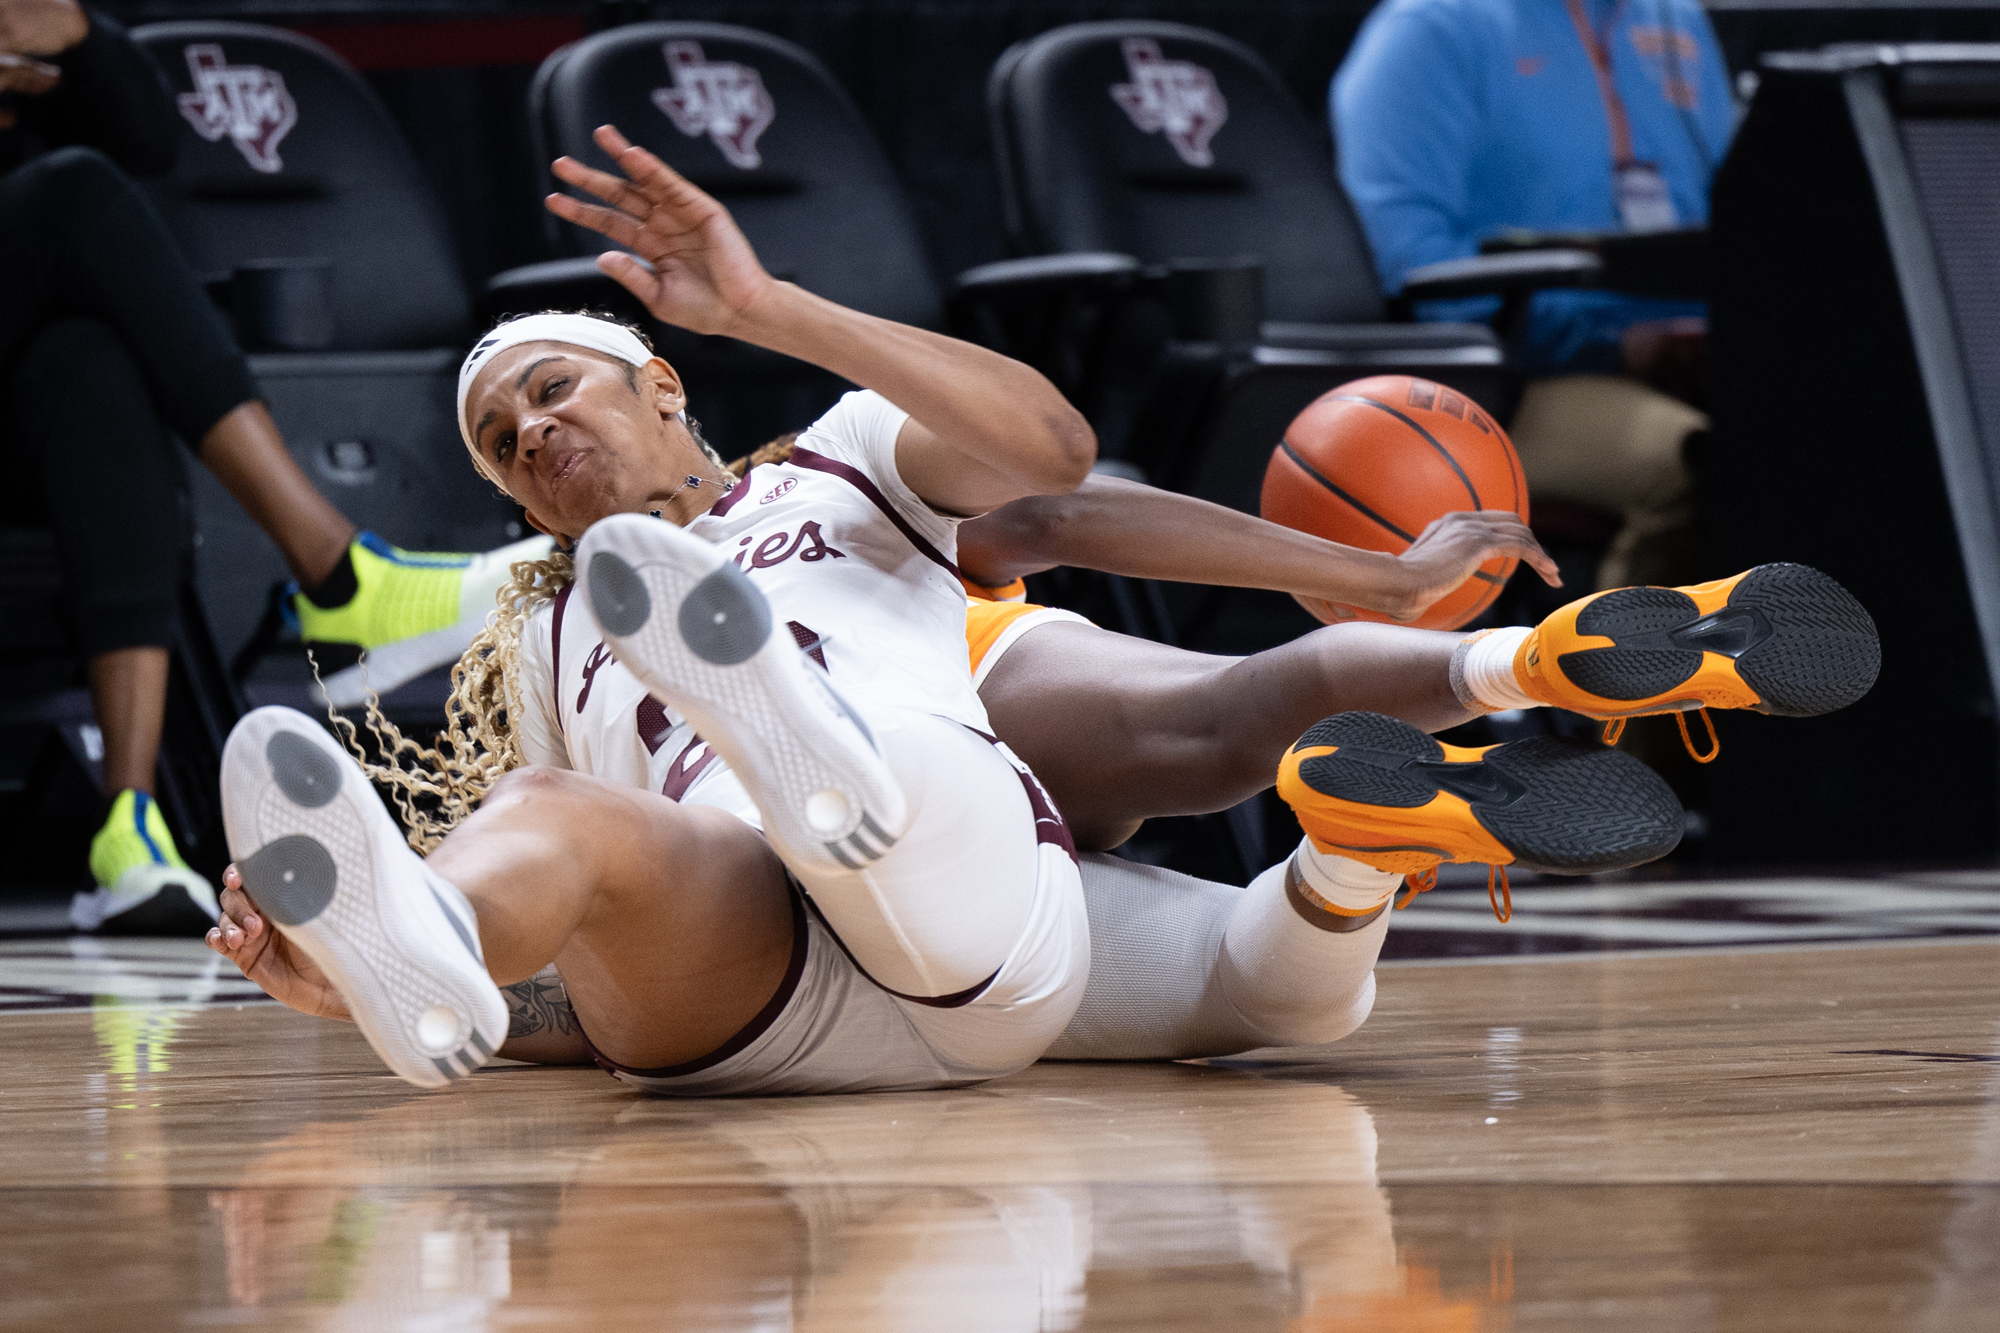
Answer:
[1260,375,1529,630]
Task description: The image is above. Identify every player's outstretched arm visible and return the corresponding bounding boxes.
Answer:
[545,125,1094,515]
[958,473,1561,622]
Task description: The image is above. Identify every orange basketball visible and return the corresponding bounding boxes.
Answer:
[1260,375,1529,630]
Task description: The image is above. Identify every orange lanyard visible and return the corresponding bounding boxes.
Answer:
[1564,0,1637,166]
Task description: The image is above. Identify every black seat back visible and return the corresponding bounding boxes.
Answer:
[129,23,518,690]
[532,23,939,329]
[1707,45,2000,864]
[133,22,470,349]
[990,21,1383,325]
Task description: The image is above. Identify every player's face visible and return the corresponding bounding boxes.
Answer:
[467,342,703,541]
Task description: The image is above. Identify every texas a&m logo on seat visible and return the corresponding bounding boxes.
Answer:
[650,40,776,170]
[176,44,298,174]
[1109,37,1228,168]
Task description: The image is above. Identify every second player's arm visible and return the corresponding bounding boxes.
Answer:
[958,474,1560,622]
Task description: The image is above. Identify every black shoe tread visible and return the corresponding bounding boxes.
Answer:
[1475,736,1684,873]
[1294,712,1446,809]
[1554,564,1879,716]
[1293,713,1683,874]
[1561,587,1703,700]
[1730,563,1881,716]
[94,884,215,937]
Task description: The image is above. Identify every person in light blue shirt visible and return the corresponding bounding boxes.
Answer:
[1333,0,1736,587]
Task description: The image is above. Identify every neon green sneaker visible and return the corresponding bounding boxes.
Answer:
[72,790,220,935]
[294,531,556,706]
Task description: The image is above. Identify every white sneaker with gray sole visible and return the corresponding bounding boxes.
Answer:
[574,513,907,875]
[220,706,505,1089]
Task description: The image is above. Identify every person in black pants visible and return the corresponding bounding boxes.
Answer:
[0,0,544,933]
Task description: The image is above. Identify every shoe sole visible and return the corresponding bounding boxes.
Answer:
[88,885,219,937]
[1549,563,1880,718]
[72,862,219,933]
[575,514,906,875]
[1280,712,1684,875]
[221,706,505,1089]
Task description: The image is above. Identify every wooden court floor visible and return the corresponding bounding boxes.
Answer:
[5,938,1999,1331]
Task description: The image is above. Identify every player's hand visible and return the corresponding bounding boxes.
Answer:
[0,0,86,57]
[1388,510,1561,622]
[205,864,352,1022]
[544,123,781,339]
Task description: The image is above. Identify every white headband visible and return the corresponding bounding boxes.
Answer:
[456,313,661,448]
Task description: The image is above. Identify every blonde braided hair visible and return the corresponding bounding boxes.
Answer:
[337,425,797,853]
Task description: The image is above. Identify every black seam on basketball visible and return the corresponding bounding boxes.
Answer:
[1328,394,1483,510]
[1463,576,1504,622]
[1470,569,1502,585]
[1278,440,1416,543]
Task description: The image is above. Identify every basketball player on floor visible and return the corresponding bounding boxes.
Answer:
[202,127,1878,1088]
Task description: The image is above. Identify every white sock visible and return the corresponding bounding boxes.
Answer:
[1216,849,1393,1047]
[1293,838,1402,916]
[1451,625,1538,712]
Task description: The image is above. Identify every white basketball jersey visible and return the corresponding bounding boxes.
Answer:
[513,390,985,818]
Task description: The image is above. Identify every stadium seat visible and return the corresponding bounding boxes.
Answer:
[986,21,1587,516]
[518,21,1136,458]
[520,22,906,452]
[129,22,528,689]
[1706,43,2000,864]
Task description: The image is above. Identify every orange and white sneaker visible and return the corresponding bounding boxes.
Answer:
[1277,712,1684,880]
[1516,563,1879,721]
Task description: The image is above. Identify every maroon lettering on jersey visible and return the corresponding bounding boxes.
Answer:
[636,695,673,754]
[730,521,849,571]
[661,735,719,802]
[576,641,612,714]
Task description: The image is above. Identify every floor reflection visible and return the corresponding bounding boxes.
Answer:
[10,941,2000,1330]
[21,1175,2000,1330]
[4,1070,1511,1331]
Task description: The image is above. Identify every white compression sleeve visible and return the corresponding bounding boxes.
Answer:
[1045,846,1390,1061]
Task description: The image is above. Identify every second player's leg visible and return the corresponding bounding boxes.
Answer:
[979,620,1473,850]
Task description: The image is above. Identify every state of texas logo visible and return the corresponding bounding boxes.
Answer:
[176,44,298,174]
[651,41,776,170]
[1109,37,1228,168]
